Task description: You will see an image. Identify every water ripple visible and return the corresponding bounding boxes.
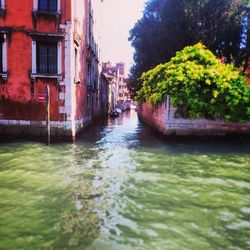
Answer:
[0,111,250,250]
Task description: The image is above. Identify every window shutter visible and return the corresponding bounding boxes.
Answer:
[50,0,57,12]
[36,42,58,74]
[48,45,57,74]
[39,45,48,73]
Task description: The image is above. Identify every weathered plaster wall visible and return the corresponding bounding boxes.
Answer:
[0,0,67,122]
[73,0,88,122]
[0,0,105,138]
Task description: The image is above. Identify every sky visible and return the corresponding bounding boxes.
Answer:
[101,0,146,75]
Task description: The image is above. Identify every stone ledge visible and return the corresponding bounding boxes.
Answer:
[0,117,92,140]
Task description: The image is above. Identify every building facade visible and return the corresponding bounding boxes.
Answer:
[102,61,131,112]
[0,0,104,140]
[99,73,109,116]
[102,61,118,112]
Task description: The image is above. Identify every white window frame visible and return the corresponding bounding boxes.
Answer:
[0,33,8,80]
[1,34,7,73]
[0,0,5,10]
[31,40,62,77]
[31,40,37,74]
[57,0,61,14]
[33,0,61,13]
[57,41,62,75]
[2,34,7,72]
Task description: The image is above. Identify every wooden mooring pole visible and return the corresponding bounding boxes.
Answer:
[46,85,51,145]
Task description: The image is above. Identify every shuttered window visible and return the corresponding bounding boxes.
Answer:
[37,42,57,74]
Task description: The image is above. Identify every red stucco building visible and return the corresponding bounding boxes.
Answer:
[0,0,105,139]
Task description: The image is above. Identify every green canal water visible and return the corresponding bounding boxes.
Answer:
[0,111,250,250]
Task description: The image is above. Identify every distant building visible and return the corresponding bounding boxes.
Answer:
[86,0,107,120]
[0,0,105,140]
[102,61,131,112]
[99,73,109,116]
[117,77,131,108]
[102,61,118,112]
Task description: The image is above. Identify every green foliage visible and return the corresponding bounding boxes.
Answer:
[128,0,249,98]
[137,43,250,123]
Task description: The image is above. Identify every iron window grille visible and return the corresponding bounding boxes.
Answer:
[37,42,57,74]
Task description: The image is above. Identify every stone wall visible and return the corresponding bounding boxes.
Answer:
[139,98,250,136]
[0,117,92,140]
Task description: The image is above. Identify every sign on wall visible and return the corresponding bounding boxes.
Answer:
[37,94,47,103]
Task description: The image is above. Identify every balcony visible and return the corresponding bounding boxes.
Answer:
[30,73,63,81]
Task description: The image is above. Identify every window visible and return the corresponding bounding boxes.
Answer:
[37,42,57,74]
[30,34,62,79]
[38,0,57,13]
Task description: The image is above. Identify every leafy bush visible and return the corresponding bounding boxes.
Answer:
[137,43,250,123]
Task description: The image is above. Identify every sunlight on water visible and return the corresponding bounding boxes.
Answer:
[0,111,250,250]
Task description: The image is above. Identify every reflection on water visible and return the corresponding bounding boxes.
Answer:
[0,110,250,250]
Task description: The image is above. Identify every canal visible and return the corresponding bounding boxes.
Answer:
[0,110,250,250]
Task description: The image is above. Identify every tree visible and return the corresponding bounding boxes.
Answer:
[128,0,249,97]
[137,43,250,123]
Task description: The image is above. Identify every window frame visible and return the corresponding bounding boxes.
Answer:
[30,35,62,80]
[0,0,5,10]
[33,0,61,15]
[0,32,8,80]
[38,0,57,13]
[0,0,6,16]
[36,41,58,75]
